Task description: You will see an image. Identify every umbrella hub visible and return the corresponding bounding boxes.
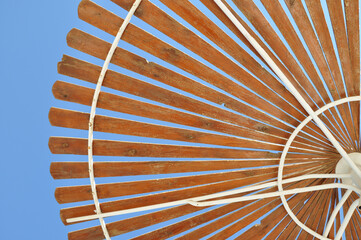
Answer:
[336,152,361,188]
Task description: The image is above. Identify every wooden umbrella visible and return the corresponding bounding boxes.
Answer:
[50,0,361,239]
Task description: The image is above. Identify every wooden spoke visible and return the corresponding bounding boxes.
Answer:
[50,1,360,239]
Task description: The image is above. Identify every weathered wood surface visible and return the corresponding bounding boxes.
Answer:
[49,108,325,153]
[67,168,327,240]
[52,79,337,150]
[50,0,361,239]
[60,163,331,225]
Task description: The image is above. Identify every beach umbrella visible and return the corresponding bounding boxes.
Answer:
[49,0,361,239]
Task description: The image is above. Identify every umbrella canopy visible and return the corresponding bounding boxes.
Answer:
[49,0,361,239]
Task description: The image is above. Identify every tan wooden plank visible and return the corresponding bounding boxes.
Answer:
[129,174,322,240]
[231,0,352,148]
[50,157,333,179]
[59,163,331,225]
[52,80,337,151]
[58,56,334,151]
[50,136,296,159]
[80,0,305,125]
[302,189,332,239]
[49,107,329,153]
[314,189,333,236]
[263,192,315,240]
[54,162,325,204]
[200,0,310,103]
[344,0,360,150]
[326,0,355,97]
[277,188,326,239]
[184,179,320,240]
[64,28,304,134]
[68,204,209,240]
[73,1,336,144]
[115,0,307,120]
[65,168,327,240]
[232,0,323,108]
[58,55,299,143]
[326,0,359,150]
[48,108,301,152]
[245,178,330,239]
[283,0,357,149]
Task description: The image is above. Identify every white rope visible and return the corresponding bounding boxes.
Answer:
[87,1,142,239]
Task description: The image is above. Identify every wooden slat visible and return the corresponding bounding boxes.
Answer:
[65,167,327,240]
[231,0,324,109]
[261,0,354,148]
[284,178,333,239]
[199,0,311,105]
[232,0,352,149]
[205,181,319,240]
[263,193,315,240]
[52,80,336,150]
[315,189,333,236]
[74,1,336,144]
[122,176,319,240]
[114,0,307,119]
[58,55,300,143]
[79,0,304,125]
[344,0,360,150]
[276,186,328,239]
[326,0,355,97]
[281,0,357,149]
[50,157,333,179]
[326,0,359,150]
[50,136,292,159]
[64,28,304,134]
[57,55,336,151]
[180,180,319,240]
[49,108,320,153]
[54,162,324,204]
[243,178,330,239]
[59,163,332,225]
[298,189,332,239]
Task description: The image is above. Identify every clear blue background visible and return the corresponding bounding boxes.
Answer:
[0,1,80,238]
[0,0,347,239]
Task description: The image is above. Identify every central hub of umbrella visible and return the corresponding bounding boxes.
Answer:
[278,96,361,239]
[336,152,361,188]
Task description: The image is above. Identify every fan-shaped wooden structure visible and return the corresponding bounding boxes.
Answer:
[50,0,361,239]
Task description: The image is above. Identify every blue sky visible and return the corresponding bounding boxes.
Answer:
[0,0,354,239]
[0,1,79,238]
[0,1,269,238]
